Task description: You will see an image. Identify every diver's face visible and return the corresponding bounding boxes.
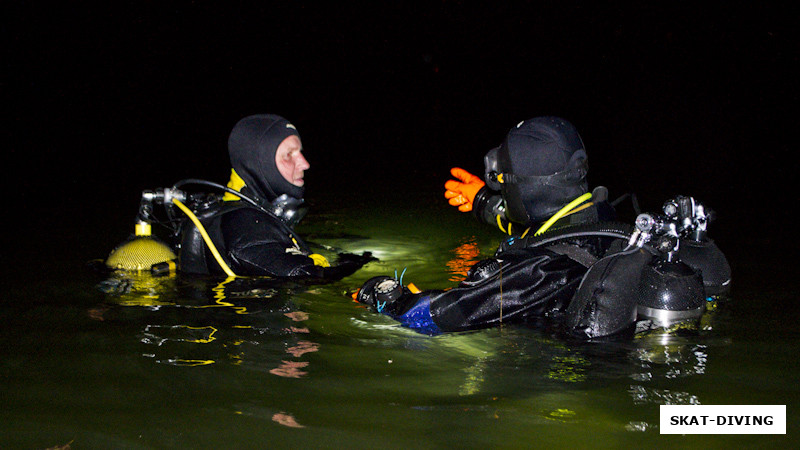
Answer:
[275,135,310,187]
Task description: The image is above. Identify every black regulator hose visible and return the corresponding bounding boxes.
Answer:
[170,178,306,248]
[497,221,636,254]
[172,179,271,215]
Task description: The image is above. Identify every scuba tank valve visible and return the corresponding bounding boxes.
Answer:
[632,196,712,326]
[105,188,187,272]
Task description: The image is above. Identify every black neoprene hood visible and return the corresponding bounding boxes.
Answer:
[227,114,304,202]
[498,116,589,224]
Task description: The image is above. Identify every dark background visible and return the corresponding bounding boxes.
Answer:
[5,2,798,264]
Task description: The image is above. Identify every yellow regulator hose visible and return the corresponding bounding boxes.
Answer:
[534,192,593,236]
[172,198,237,277]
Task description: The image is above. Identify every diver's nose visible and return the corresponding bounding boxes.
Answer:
[297,153,310,171]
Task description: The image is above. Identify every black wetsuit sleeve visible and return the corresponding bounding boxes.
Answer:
[428,250,587,331]
[220,209,312,277]
[358,249,588,333]
[287,253,374,280]
[221,208,371,279]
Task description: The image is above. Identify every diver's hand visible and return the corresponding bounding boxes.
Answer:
[337,252,378,267]
[444,167,485,212]
[313,252,378,281]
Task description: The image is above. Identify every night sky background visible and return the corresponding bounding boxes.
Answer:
[5,2,798,266]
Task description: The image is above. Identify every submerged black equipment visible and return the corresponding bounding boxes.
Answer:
[483,117,589,225]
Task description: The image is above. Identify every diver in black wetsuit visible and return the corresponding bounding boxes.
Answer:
[176,114,375,279]
[356,117,731,339]
[106,114,375,279]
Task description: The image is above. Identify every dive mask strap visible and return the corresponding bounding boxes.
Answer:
[501,159,588,188]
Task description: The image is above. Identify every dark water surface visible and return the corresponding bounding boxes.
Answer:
[2,183,797,449]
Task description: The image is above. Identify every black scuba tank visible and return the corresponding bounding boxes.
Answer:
[637,257,706,326]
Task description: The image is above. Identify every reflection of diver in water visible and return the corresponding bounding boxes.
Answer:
[104,114,374,279]
[356,117,731,339]
[94,273,322,373]
[93,271,319,429]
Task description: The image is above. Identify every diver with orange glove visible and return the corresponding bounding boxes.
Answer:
[356,117,730,339]
[444,117,614,237]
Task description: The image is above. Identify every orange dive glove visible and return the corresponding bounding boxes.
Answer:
[444,167,485,212]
